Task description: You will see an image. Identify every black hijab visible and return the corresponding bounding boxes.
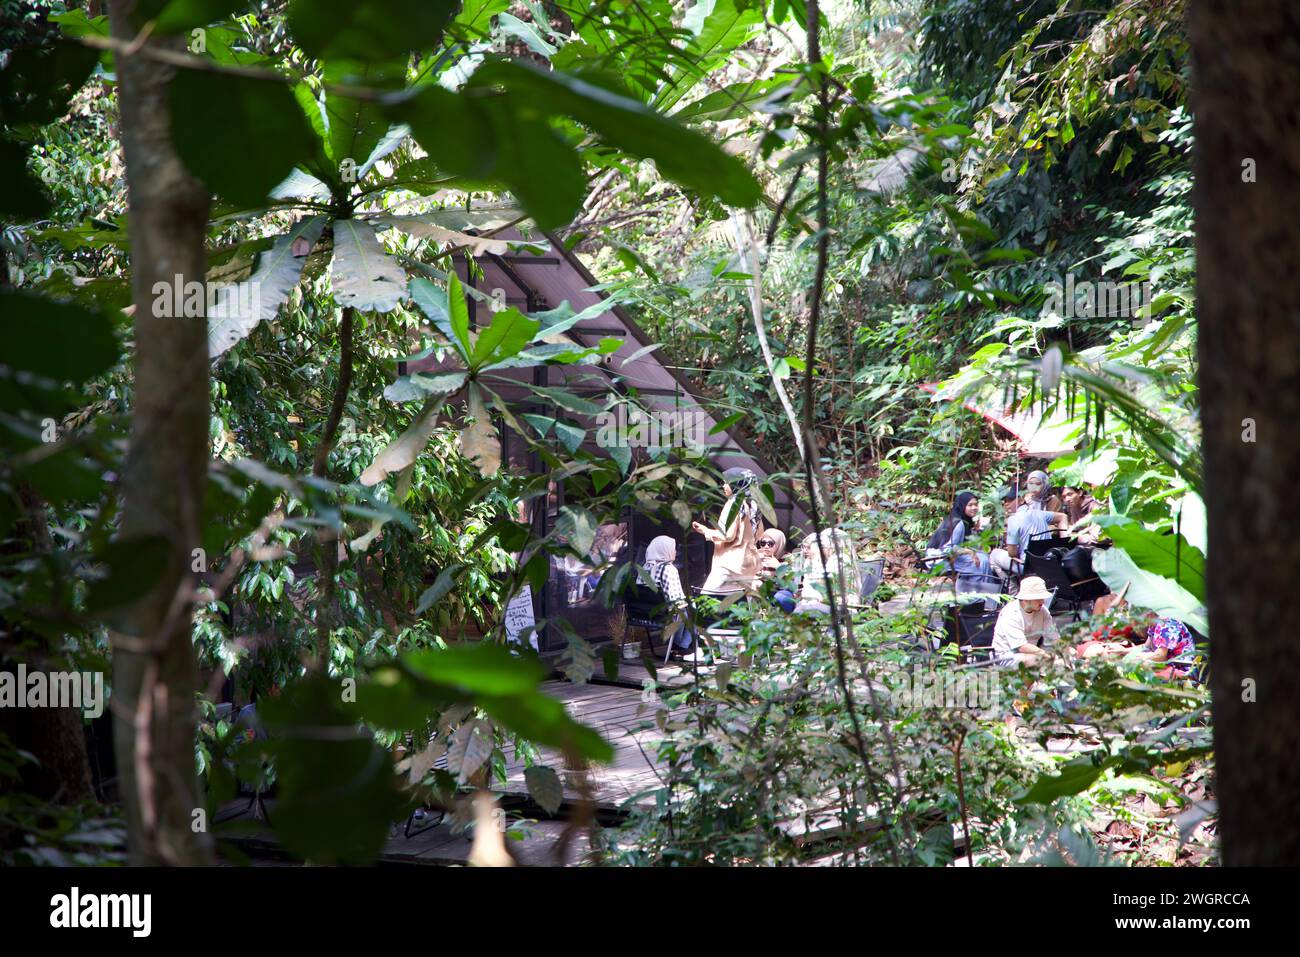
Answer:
[928,491,977,549]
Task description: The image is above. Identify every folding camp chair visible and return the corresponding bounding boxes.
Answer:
[916,547,954,582]
[942,600,1000,664]
[625,581,685,665]
[1026,531,1073,557]
[1059,544,1111,602]
[858,558,885,603]
[1023,551,1086,619]
[956,570,1005,603]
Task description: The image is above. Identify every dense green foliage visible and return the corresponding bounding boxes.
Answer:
[1,0,1214,866]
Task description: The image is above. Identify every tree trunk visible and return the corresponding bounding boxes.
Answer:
[108,0,214,865]
[1189,0,1300,864]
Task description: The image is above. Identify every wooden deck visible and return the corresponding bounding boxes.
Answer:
[221,813,596,866]
[217,666,691,865]
[496,675,683,810]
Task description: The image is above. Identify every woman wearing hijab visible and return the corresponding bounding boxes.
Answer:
[927,491,994,581]
[692,466,763,595]
[794,526,858,614]
[756,528,796,612]
[642,535,698,657]
[1025,470,1063,512]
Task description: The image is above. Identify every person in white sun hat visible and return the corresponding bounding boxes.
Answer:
[991,576,1060,668]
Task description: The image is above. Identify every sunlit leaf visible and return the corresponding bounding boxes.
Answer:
[331,218,405,313]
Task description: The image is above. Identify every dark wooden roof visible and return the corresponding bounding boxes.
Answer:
[403,228,810,531]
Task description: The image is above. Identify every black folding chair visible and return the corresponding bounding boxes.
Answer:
[625,581,678,664]
[1059,544,1111,602]
[1026,532,1073,557]
[942,600,999,663]
[915,543,954,582]
[1023,551,1086,619]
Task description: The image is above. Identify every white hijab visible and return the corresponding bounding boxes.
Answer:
[644,535,686,607]
[800,527,857,601]
[645,535,676,565]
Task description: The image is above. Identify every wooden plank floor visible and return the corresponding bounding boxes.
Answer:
[495,677,684,810]
[217,808,593,866]
[216,674,686,865]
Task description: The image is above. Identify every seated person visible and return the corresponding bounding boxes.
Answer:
[1074,588,1142,658]
[1062,484,1101,524]
[1142,617,1199,679]
[641,535,699,659]
[1075,604,1198,679]
[756,529,796,613]
[988,484,1021,575]
[991,576,1059,667]
[1025,469,1064,513]
[926,491,997,584]
[1062,484,1104,545]
[794,527,858,614]
[990,492,1069,575]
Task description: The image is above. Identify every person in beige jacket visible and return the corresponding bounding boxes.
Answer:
[991,576,1060,667]
[692,467,763,595]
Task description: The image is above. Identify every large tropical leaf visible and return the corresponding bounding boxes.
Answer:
[356,123,409,181]
[320,58,409,180]
[1093,515,1205,602]
[403,202,524,233]
[331,218,405,313]
[528,299,615,342]
[269,168,333,203]
[497,12,558,57]
[363,157,460,196]
[1059,363,1203,491]
[0,39,98,126]
[359,394,447,486]
[471,60,762,209]
[287,0,457,60]
[447,0,511,39]
[0,140,51,219]
[485,340,616,369]
[209,215,328,358]
[479,99,587,231]
[469,307,540,370]
[383,370,468,403]
[1092,545,1208,636]
[151,0,252,35]
[859,145,926,196]
[170,70,317,206]
[0,291,119,385]
[672,74,805,123]
[371,215,512,256]
[459,384,502,477]
[409,276,470,360]
[655,0,763,113]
